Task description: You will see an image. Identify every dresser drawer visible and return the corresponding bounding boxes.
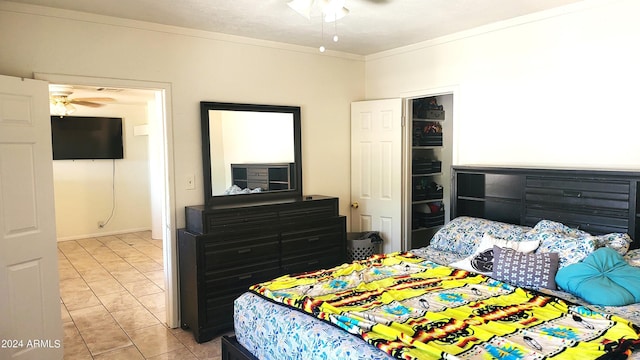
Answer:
[204,261,280,296]
[204,208,279,229]
[282,246,345,274]
[279,198,338,223]
[281,219,345,257]
[202,233,279,272]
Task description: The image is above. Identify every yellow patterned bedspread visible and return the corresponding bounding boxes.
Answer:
[249,252,640,359]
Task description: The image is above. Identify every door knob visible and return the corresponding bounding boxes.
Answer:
[351,201,359,209]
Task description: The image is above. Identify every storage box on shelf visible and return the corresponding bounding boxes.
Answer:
[412,202,445,230]
[412,97,445,120]
[412,178,443,202]
[412,159,442,175]
[412,122,443,147]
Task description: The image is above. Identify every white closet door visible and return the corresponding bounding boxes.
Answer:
[350,98,403,253]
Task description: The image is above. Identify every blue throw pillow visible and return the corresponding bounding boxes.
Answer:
[555,247,640,306]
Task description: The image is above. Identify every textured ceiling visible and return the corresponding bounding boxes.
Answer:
[8,0,585,55]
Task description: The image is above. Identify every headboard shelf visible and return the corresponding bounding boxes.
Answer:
[452,166,640,249]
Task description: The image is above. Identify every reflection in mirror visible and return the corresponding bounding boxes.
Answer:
[200,102,302,206]
[209,110,294,195]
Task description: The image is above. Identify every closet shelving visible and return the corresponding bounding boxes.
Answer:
[409,97,446,248]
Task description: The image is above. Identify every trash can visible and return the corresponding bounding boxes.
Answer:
[347,231,384,261]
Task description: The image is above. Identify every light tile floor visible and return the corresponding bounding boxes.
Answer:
[59,231,228,359]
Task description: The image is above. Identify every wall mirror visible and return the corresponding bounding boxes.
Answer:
[200,102,302,206]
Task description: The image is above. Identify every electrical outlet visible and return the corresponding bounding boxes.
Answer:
[186,174,195,190]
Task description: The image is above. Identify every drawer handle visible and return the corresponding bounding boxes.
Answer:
[307,237,320,243]
[238,274,252,280]
[563,190,582,198]
[237,248,252,254]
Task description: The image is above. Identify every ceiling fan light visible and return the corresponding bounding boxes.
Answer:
[288,0,314,19]
[54,102,66,116]
[65,103,76,115]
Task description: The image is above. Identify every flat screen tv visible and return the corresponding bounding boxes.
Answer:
[51,116,124,160]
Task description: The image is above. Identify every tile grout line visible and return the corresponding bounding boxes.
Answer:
[60,232,211,360]
[64,238,135,358]
[61,237,133,358]
[58,248,94,358]
[76,235,158,358]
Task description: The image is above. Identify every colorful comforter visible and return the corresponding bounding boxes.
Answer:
[250,252,640,359]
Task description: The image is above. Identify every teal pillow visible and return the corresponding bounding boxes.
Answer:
[555,247,640,306]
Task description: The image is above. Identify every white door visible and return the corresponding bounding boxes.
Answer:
[0,75,63,359]
[351,99,404,253]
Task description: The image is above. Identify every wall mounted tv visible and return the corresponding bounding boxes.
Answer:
[51,116,124,160]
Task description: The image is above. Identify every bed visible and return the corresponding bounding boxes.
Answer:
[220,167,640,359]
[221,216,640,359]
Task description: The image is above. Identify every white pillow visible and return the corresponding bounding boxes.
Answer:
[449,234,540,275]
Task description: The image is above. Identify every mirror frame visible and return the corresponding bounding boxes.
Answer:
[200,101,303,206]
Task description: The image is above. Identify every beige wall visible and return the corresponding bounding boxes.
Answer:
[365,0,640,170]
[5,0,637,236]
[0,1,365,227]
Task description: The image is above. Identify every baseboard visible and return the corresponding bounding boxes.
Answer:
[56,227,151,242]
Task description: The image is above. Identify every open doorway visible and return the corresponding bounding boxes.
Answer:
[35,73,178,329]
[49,84,160,239]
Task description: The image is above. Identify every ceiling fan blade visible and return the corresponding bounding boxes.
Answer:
[71,97,115,103]
[71,101,105,108]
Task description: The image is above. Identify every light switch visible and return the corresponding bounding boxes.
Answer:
[186,174,195,190]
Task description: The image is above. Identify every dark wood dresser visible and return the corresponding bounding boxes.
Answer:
[178,195,346,343]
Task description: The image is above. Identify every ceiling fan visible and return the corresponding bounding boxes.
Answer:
[49,84,115,116]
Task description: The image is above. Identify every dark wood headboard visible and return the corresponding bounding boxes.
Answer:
[451,166,640,249]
